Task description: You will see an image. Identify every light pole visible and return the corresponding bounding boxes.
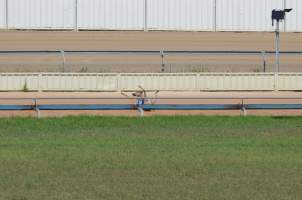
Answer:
[271,8,292,73]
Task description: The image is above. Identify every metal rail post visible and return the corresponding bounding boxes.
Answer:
[261,51,266,72]
[138,107,144,117]
[283,0,287,32]
[160,50,165,72]
[144,0,148,31]
[213,0,217,31]
[61,50,66,72]
[240,99,247,116]
[275,22,280,73]
[5,0,8,29]
[33,99,41,118]
[74,0,78,31]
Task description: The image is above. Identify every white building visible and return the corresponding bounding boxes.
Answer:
[0,0,301,32]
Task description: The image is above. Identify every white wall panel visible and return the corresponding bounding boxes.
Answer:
[278,73,302,90]
[78,0,144,30]
[8,0,74,29]
[42,73,117,91]
[147,0,214,31]
[120,73,198,90]
[285,0,302,32]
[0,73,39,91]
[216,0,284,31]
[0,0,6,28]
[198,73,275,91]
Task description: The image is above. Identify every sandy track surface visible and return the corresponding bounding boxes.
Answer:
[0,31,301,72]
[0,91,301,117]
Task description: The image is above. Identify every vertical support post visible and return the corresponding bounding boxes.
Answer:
[283,0,287,32]
[213,0,217,31]
[38,73,43,92]
[261,51,266,72]
[61,50,66,72]
[240,99,247,116]
[196,73,201,91]
[34,99,41,118]
[241,106,247,116]
[5,0,8,29]
[138,107,144,117]
[144,0,148,31]
[274,72,279,91]
[116,73,121,92]
[275,22,280,73]
[74,0,78,31]
[160,50,165,72]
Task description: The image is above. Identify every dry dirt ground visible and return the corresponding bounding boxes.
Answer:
[0,31,301,73]
[0,91,301,117]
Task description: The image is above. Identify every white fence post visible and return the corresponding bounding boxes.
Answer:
[38,73,43,92]
[196,73,200,90]
[274,73,279,91]
[116,73,121,92]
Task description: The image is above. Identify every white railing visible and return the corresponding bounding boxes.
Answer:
[0,73,302,92]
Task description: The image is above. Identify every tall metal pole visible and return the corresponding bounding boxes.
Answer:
[5,0,8,29]
[275,21,280,73]
[144,0,148,31]
[283,0,287,32]
[74,0,78,31]
[213,0,217,31]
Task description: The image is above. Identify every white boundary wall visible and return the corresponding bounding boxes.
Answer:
[147,0,215,31]
[0,0,302,32]
[0,73,301,92]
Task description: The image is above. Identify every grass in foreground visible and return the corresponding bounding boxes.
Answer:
[0,116,302,200]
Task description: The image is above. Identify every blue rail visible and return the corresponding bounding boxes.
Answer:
[38,104,136,110]
[245,104,302,110]
[143,104,241,110]
[0,105,34,110]
[1,104,302,111]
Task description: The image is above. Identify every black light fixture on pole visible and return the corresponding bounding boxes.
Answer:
[271,8,292,73]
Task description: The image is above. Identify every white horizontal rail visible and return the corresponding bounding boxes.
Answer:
[0,73,302,92]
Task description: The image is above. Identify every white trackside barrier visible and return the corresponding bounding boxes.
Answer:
[0,73,301,92]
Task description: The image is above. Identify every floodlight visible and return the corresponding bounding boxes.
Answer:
[272,9,293,26]
[271,8,293,73]
[284,8,293,13]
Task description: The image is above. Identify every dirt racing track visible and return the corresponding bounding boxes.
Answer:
[0,31,302,72]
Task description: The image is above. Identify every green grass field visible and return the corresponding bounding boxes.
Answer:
[0,116,302,200]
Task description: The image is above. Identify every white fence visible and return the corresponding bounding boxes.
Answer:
[0,0,301,32]
[0,73,301,92]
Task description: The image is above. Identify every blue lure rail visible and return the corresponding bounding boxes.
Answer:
[1,104,302,111]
